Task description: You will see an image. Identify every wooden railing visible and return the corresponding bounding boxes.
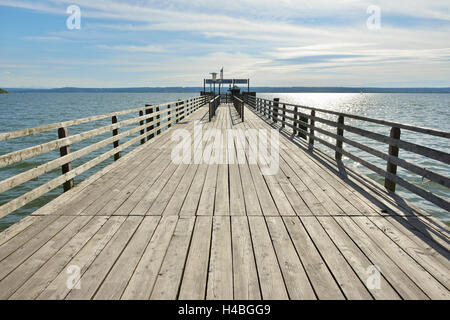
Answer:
[0,96,208,219]
[232,95,245,121]
[245,95,450,212]
[208,95,220,121]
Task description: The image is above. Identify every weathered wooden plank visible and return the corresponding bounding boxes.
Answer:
[196,163,218,216]
[367,216,449,290]
[179,216,213,299]
[76,150,167,216]
[248,216,288,299]
[238,162,263,215]
[130,162,179,216]
[174,111,220,216]
[234,108,279,216]
[9,216,109,299]
[0,216,38,247]
[181,163,209,216]
[229,157,246,215]
[231,216,261,300]
[281,151,362,216]
[283,216,344,299]
[0,216,76,280]
[266,217,316,299]
[390,216,450,260]
[0,216,93,299]
[0,216,59,261]
[333,216,429,299]
[196,107,224,216]
[143,115,205,216]
[351,216,449,299]
[207,216,233,300]
[121,216,178,299]
[247,164,279,216]
[299,216,372,299]
[46,146,161,217]
[147,164,191,216]
[227,107,261,214]
[36,216,126,300]
[215,164,230,216]
[105,152,174,216]
[93,216,160,299]
[316,216,400,299]
[150,217,195,300]
[111,151,174,216]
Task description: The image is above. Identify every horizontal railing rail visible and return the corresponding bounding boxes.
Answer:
[0,96,208,219]
[245,95,450,212]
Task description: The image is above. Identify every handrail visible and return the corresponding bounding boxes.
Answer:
[245,95,450,138]
[0,98,202,142]
[208,95,220,121]
[0,95,208,219]
[245,95,450,212]
[232,95,244,121]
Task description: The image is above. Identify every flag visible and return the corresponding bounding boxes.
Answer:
[220,68,223,81]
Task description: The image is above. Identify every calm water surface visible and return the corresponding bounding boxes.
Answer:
[0,92,448,230]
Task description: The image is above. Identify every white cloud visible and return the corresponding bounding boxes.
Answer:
[97,44,164,52]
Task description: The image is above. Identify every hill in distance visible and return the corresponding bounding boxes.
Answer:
[4,86,450,93]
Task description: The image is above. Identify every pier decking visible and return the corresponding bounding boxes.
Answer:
[0,102,449,300]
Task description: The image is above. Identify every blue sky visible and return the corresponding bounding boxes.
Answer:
[0,0,449,88]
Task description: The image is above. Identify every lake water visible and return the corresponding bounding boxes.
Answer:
[0,92,449,230]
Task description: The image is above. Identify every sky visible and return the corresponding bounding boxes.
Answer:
[0,0,449,88]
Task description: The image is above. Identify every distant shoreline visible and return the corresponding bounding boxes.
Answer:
[3,87,450,94]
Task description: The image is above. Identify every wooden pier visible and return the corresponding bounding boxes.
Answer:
[0,95,449,300]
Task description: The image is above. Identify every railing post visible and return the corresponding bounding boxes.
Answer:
[385,127,401,192]
[293,106,298,135]
[282,104,286,128]
[268,101,272,119]
[241,99,244,121]
[58,127,74,192]
[155,106,161,135]
[273,98,279,123]
[176,101,180,124]
[145,104,153,141]
[335,115,344,161]
[209,100,212,122]
[168,105,172,128]
[298,112,308,140]
[139,110,145,144]
[112,115,121,161]
[309,110,315,148]
[180,100,185,121]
